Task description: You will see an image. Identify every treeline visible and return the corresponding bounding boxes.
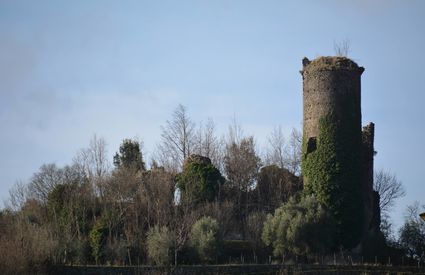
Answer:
[0,104,423,273]
[0,104,301,272]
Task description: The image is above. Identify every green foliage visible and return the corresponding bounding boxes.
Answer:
[176,155,224,205]
[146,226,174,266]
[189,216,220,264]
[261,196,335,258]
[301,109,364,249]
[113,139,145,171]
[89,219,107,264]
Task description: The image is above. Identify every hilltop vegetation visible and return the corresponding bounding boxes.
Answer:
[0,104,422,273]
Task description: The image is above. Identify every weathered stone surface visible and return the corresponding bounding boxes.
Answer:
[301,56,363,140]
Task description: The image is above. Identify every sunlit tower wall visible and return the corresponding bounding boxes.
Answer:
[300,56,374,249]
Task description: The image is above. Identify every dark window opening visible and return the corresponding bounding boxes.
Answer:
[307,137,317,154]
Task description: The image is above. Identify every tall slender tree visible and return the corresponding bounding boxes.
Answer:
[158,104,195,171]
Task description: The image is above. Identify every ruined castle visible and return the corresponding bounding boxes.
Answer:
[300,56,380,249]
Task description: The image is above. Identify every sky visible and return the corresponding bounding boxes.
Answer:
[1,0,424,232]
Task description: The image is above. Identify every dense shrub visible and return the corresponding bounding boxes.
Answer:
[189,216,220,263]
[262,196,335,259]
[89,219,108,265]
[146,226,174,266]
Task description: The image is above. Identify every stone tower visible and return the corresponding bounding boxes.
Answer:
[301,57,363,141]
[300,56,378,249]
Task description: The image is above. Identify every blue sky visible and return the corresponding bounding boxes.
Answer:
[1,0,424,231]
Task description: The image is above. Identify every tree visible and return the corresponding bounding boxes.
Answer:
[102,167,141,252]
[7,181,28,211]
[224,134,261,195]
[265,126,286,169]
[374,169,405,216]
[224,132,261,234]
[286,128,302,176]
[265,127,301,175]
[399,202,425,262]
[113,138,145,171]
[262,196,335,260]
[193,119,224,171]
[333,39,351,57]
[224,122,261,235]
[46,164,93,264]
[74,134,110,197]
[189,216,220,264]
[146,226,175,266]
[176,155,224,205]
[141,167,175,228]
[28,163,64,205]
[158,104,195,171]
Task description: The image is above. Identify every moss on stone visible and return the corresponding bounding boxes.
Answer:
[303,56,363,73]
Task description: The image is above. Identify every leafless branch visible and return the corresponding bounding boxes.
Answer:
[374,169,405,215]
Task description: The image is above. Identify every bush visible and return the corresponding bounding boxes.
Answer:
[89,219,107,265]
[146,226,174,266]
[262,196,335,259]
[189,216,220,264]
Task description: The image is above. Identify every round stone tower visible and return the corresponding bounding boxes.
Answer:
[300,56,367,249]
[301,56,364,141]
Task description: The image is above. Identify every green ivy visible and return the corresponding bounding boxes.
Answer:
[302,98,364,249]
[176,159,224,205]
[89,219,107,265]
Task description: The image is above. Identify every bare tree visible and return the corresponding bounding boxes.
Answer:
[374,169,405,215]
[7,181,28,211]
[193,118,224,170]
[265,126,286,169]
[227,117,244,146]
[333,39,351,57]
[28,163,63,205]
[140,167,175,228]
[286,128,302,175]
[404,201,425,221]
[158,104,195,171]
[225,136,261,194]
[74,134,110,197]
[265,127,301,175]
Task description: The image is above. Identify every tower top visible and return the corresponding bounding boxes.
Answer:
[301,56,364,75]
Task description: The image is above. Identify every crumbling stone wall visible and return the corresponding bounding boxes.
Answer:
[362,123,380,234]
